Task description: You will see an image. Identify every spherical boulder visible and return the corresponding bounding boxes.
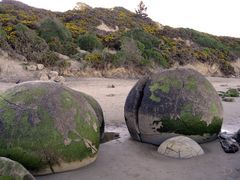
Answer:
[124,68,223,145]
[0,157,35,180]
[0,81,104,175]
[157,136,204,159]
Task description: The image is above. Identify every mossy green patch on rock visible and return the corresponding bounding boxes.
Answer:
[0,147,44,171]
[210,102,219,116]
[0,176,13,180]
[5,87,46,105]
[149,82,162,102]
[149,77,181,102]
[0,106,65,171]
[180,104,193,116]
[81,92,104,137]
[153,115,222,136]
[185,76,197,90]
[60,91,76,110]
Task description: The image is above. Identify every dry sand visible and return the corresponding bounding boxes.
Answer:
[0,77,240,180]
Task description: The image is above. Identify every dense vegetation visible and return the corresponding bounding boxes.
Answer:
[0,0,240,76]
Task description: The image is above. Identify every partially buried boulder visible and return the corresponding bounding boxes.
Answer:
[157,136,204,159]
[0,81,104,175]
[125,68,223,145]
[0,157,35,180]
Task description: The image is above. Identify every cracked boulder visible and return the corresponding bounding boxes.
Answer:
[0,81,104,175]
[124,68,223,145]
[157,136,204,159]
[0,157,35,180]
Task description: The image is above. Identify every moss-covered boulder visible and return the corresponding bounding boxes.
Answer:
[0,157,35,180]
[0,82,104,175]
[124,68,223,145]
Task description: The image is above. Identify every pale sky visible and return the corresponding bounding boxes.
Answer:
[15,0,240,38]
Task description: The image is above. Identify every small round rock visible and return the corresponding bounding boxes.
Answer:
[158,136,204,159]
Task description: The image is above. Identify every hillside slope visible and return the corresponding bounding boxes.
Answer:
[0,0,240,77]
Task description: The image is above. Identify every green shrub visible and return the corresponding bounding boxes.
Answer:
[84,51,102,63]
[231,45,240,56]
[124,31,169,67]
[101,33,121,50]
[124,28,159,49]
[48,37,62,52]
[65,22,86,38]
[84,51,103,69]
[38,51,59,67]
[143,49,169,67]
[190,29,227,51]
[38,18,72,43]
[178,29,240,59]
[83,49,121,69]
[48,37,77,56]
[70,52,86,61]
[0,26,11,51]
[101,50,119,67]
[218,59,235,76]
[117,37,144,66]
[78,33,102,51]
[72,49,115,65]
[62,41,78,56]
[11,23,49,63]
[121,28,170,67]
[0,26,7,37]
[224,89,239,97]
[38,51,70,68]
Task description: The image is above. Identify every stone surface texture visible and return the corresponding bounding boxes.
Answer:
[157,136,204,158]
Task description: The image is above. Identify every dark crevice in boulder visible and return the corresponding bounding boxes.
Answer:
[136,79,148,142]
[124,76,149,141]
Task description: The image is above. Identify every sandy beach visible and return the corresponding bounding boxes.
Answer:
[0,77,240,180]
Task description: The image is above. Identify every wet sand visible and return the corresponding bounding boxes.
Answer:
[0,77,240,180]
